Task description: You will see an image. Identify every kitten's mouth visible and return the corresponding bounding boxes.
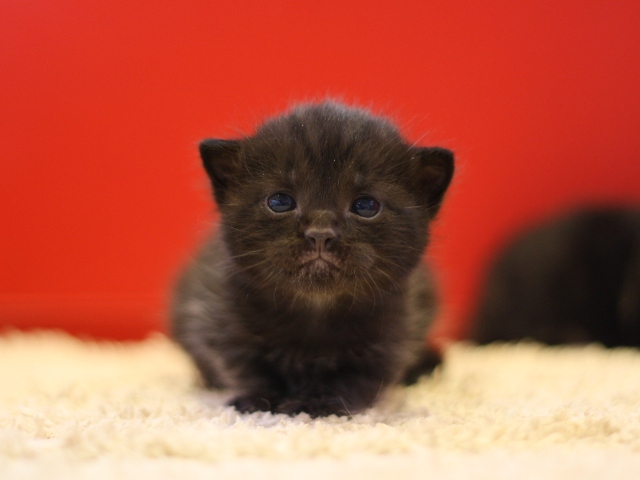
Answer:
[300,253,340,271]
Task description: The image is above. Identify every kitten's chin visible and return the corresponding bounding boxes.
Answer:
[289,257,345,299]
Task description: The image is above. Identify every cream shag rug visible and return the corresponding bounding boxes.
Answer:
[2,331,640,479]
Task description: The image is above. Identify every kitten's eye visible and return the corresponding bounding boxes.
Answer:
[351,196,381,218]
[267,193,297,213]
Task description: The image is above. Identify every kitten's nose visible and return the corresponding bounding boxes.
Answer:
[305,227,336,252]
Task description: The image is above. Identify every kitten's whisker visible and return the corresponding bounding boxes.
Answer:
[373,379,385,402]
[427,203,441,212]
[272,272,282,307]
[290,289,305,310]
[370,253,412,274]
[221,225,246,233]
[373,266,403,294]
[404,205,429,210]
[236,258,273,272]
[347,276,359,312]
[407,131,430,150]
[339,397,353,418]
[227,249,267,260]
[360,274,376,306]
[363,270,383,305]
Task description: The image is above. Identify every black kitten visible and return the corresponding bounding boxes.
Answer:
[171,102,454,417]
[472,207,640,347]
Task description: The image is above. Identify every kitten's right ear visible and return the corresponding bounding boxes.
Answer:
[414,146,455,218]
[199,139,242,205]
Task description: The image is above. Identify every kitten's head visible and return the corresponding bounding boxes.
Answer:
[200,102,453,303]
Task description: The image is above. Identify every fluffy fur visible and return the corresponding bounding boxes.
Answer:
[171,102,454,417]
[472,207,640,347]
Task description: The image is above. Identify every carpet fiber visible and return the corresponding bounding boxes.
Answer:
[2,331,640,479]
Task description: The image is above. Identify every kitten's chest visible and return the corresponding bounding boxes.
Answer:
[250,308,403,374]
[260,334,389,380]
[262,344,341,376]
[244,302,396,349]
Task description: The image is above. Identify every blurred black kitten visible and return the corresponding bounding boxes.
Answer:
[171,102,454,417]
[472,207,640,347]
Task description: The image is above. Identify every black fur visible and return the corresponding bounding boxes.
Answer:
[171,102,454,417]
[472,207,640,347]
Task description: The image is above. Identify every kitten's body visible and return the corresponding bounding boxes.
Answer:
[472,207,640,347]
[172,102,453,417]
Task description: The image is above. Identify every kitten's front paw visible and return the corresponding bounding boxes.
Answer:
[229,394,278,414]
[276,396,355,418]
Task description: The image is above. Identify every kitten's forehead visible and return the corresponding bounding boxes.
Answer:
[246,102,408,180]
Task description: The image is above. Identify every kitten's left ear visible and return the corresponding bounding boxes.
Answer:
[414,147,454,218]
[199,138,242,206]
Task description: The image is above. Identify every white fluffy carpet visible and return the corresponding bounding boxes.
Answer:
[2,331,640,479]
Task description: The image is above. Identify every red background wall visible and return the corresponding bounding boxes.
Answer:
[2,0,639,341]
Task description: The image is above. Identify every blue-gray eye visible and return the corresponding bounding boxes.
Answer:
[267,193,296,213]
[351,196,381,218]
